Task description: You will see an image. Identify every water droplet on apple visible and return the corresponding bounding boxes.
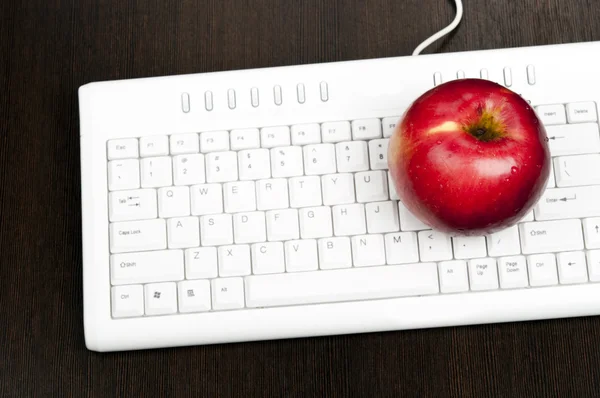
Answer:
[439,184,444,189]
[511,166,518,174]
[436,140,441,145]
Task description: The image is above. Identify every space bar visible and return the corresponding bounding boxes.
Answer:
[245,263,439,308]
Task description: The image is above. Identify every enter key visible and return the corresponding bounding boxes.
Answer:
[534,185,600,221]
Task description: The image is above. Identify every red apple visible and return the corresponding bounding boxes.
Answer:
[388,78,551,236]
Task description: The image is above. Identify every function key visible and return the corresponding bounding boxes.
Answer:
[382,116,401,138]
[107,138,139,160]
[200,131,229,153]
[321,121,351,143]
[170,133,199,154]
[566,101,598,124]
[352,118,382,140]
[139,136,169,157]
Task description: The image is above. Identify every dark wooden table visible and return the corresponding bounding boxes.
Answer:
[3,0,600,396]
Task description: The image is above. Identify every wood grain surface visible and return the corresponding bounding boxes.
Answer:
[2,0,600,396]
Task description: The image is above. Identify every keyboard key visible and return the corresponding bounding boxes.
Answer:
[303,144,337,175]
[332,204,366,236]
[365,201,399,233]
[244,263,439,308]
[211,278,245,310]
[139,136,169,157]
[251,242,285,274]
[368,139,389,170]
[230,128,260,150]
[173,154,205,186]
[336,141,369,172]
[352,234,386,267]
[452,235,487,259]
[200,214,233,246]
[109,219,167,253]
[526,253,558,287]
[566,101,597,123]
[110,249,184,285]
[167,217,200,248]
[388,172,399,200]
[238,149,271,180]
[144,282,177,315]
[108,159,140,191]
[205,151,238,183]
[170,133,199,154]
[158,186,190,218]
[520,219,584,254]
[439,260,469,293]
[107,138,139,160]
[266,209,299,241]
[398,202,429,231]
[583,218,600,249]
[321,173,355,205]
[418,230,453,262]
[557,251,588,284]
[534,186,600,221]
[299,206,333,238]
[291,123,321,145]
[178,280,212,313]
[355,171,388,202]
[233,212,266,243]
[352,118,382,140]
[498,256,528,288]
[218,245,251,276]
[535,104,566,126]
[224,181,256,213]
[141,157,172,188]
[384,232,419,264]
[586,250,600,281]
[321,121,351,143]
[200,131,229,153]
[190,184,223,215]
[318,237,352,269]
[109,189,157,222]
[256,179,289,210]
[545,123,600,156]
[111,285,144,318]
[289,176,322,207]
[285,239,319,272]
[382,116,401,138]
[486,225,521,256]
[520,210,534,223]
[185,247,218,279]
[554,154,600,187]
[271,146,303,177]
[260,126,290,148]
[467,258,499,291]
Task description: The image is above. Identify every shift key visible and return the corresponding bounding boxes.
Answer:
[519,219,584,254]
[110,249,184,285]
[110,219,167,253]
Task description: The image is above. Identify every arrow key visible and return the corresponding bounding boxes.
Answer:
[557,251,588,284]
[583,218,600,249]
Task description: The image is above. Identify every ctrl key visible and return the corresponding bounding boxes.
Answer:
[111,285,144,318]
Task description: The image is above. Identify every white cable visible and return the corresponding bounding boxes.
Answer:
[412,0,463,56]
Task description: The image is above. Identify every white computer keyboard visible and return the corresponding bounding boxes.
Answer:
[78,40,600,352]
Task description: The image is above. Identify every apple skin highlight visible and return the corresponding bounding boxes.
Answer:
[388,78,551,236]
